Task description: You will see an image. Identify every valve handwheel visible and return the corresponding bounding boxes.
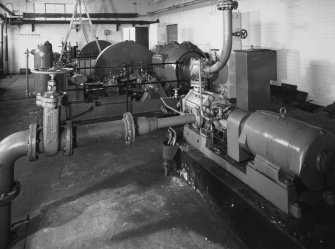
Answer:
[240,29,248,39]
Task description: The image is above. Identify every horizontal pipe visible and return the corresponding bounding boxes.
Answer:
[0,3,15,16]
[157,114,196,129]
[75,119,125,147]
[136,114,196,136]
[9,19,159,25]
[23,12,139,19]
[148,0,209,15]
[0,130,29,249]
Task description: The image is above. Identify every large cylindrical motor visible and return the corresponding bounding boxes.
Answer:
[239,110,335,191]
[152,41,205,89]
[33,41,53,93]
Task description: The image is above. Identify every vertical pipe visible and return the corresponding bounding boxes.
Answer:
[204,3,234,74]
[0,130,29,249]
[4,22,8,74]
[26,49,30,95]
[0,20,3,75]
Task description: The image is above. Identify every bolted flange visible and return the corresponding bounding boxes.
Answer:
[63,121,73,156]
[217,0,238,10]
[123,112,136,145]
[27,123,38,161]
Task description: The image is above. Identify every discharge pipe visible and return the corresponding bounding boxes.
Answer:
[203,0,237,74]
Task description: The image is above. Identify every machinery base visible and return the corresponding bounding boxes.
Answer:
[183,125,298,216]
[176,138,335,249]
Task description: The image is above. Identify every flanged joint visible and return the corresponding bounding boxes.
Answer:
[0,181,21,207]
[27,123,38,161]
[217,0,238,10]
[63,121,73,156]
[123,112,136,145]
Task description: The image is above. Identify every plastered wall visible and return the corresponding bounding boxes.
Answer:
[4,0,335,106]
[151,0,335,106]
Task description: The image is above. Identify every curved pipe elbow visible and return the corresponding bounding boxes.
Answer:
[0,130,29,191]
[204,10,233,74]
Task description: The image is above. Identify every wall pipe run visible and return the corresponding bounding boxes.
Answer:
[0,112,196,248]
[204,0,237,74]
[9,19,159,26]
[23,12,139,19]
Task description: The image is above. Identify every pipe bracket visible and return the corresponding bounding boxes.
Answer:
[27,123,38,161]
[0,181,20,207]
[123,112,135,145]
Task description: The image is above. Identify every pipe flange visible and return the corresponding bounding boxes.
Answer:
[27,123,38,161]
[123,112,136,145]
[63,121,73,156]
[0,181,21,207]
[217,0,238,10]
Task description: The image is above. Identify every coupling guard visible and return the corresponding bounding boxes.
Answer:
[0,181,21,207]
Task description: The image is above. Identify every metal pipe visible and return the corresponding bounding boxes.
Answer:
[75,113,196,146]
[204,1,235,74]
[4,22,8,74]
[160,97,184,115]
[0,20,3,75]
[0,130,29,249]
[157,114,196,129]
[23,12,139,19]
[75,119,125,147]
[9,19,159,25]
[148,0,210,15]
[0,3,15,16]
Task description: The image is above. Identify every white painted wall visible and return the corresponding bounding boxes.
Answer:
[151,0,335,106]
[5,0,153,74]
[5,0,335,106]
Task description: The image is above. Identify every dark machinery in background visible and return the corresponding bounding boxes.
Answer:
[1,1,335,249]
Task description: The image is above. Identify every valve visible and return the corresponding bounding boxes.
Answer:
[32,68,69,156]
[232,29,248,39]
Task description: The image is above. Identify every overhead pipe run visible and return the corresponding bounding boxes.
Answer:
[147,0,210,15]
[9,19,159,26]
[23,12,139,19]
